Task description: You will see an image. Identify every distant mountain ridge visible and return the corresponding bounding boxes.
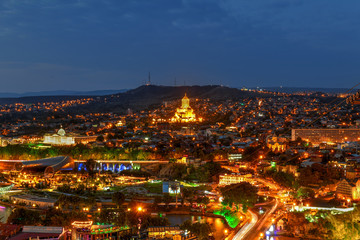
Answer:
[0,89,128,98]
[0,86,351,99]
[259,87,352,94]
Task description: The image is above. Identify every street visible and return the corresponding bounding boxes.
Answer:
[232,198,279,240]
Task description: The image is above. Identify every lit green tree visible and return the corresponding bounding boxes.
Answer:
[220,182,258,212]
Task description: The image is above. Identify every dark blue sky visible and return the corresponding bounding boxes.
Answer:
[0,0,359,92]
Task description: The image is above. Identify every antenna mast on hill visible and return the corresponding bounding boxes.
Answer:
[174,77,177,86]
[146,72,151,86]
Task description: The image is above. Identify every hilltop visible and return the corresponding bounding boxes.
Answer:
[0,85,273,115]
[104,85,271,105]
[75,85,273,113]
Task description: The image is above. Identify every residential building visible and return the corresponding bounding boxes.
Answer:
[336,178,360,200]
[218,173,252,186]
[292,128,360,145]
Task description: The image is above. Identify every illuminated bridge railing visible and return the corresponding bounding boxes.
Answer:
[293,205,354,213]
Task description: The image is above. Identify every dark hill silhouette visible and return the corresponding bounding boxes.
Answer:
[0,85,272,114]
[75,85,273,113]
[107,85,271,104]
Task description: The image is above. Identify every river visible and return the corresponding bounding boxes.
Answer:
[166,214,227,240]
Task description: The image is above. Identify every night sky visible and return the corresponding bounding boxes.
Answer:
[0,0,359,92]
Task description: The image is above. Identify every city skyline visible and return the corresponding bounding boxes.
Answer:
[0,0,359,92]
[1,1,360,239]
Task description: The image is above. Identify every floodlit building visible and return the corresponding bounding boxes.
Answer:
[44,128,97,146]
[218,173,252,186]
[228,154,243,162]
[171,94,198,123]
[266,135,288,152]
[8,226,64,240]
[147,226,182,239]
[10,194,56,209]
[336,178,360,200]
[291,128,360,145]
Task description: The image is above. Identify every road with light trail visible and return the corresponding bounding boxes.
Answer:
[231,209,258,240]
[232,198,279,240]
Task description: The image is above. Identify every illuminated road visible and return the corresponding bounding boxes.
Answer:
[242,199,279,240]
[232,209,258,240]
[254,177,280,191]
[223,175,282,240]
[231,199,279,240]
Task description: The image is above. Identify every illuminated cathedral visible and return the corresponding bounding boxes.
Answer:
[171,94,198,123]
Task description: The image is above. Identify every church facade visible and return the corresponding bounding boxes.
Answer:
[171,94,198,123]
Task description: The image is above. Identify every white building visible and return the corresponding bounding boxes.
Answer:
[218,173,252,186]
[44,128,97,146]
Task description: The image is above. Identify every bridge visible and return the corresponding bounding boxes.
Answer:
[0,158,169,174]
[0,157,73,177]
[73,159,169,173]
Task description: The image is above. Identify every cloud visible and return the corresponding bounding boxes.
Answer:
[0,62,135,92]
[172,19,221,29]
[218,0,360,49]
[0,0,113,36]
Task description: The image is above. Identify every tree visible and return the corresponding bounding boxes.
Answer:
[162,193,172,209]
[152,196,162,209]
[180,220,212,240]
[182,188,191,206]
[112,191,125,208]
[182,188,196,207]
[98,208,127,226]
[7,208,41,225]
[265,169,297,189]
[42,208,87,227]
[199,196,210,209]
[326,205,360,239]
[220,182,258,212]
[296,187,315,200]
[170,182,179,208]
[96,135,104,142]
[85,158,96,178]
[141,215,170,228]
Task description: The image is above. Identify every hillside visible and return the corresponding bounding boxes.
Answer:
[104,85,271,106]
[0,85,273,115]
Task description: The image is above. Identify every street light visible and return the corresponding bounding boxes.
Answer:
[137,207,144,238]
